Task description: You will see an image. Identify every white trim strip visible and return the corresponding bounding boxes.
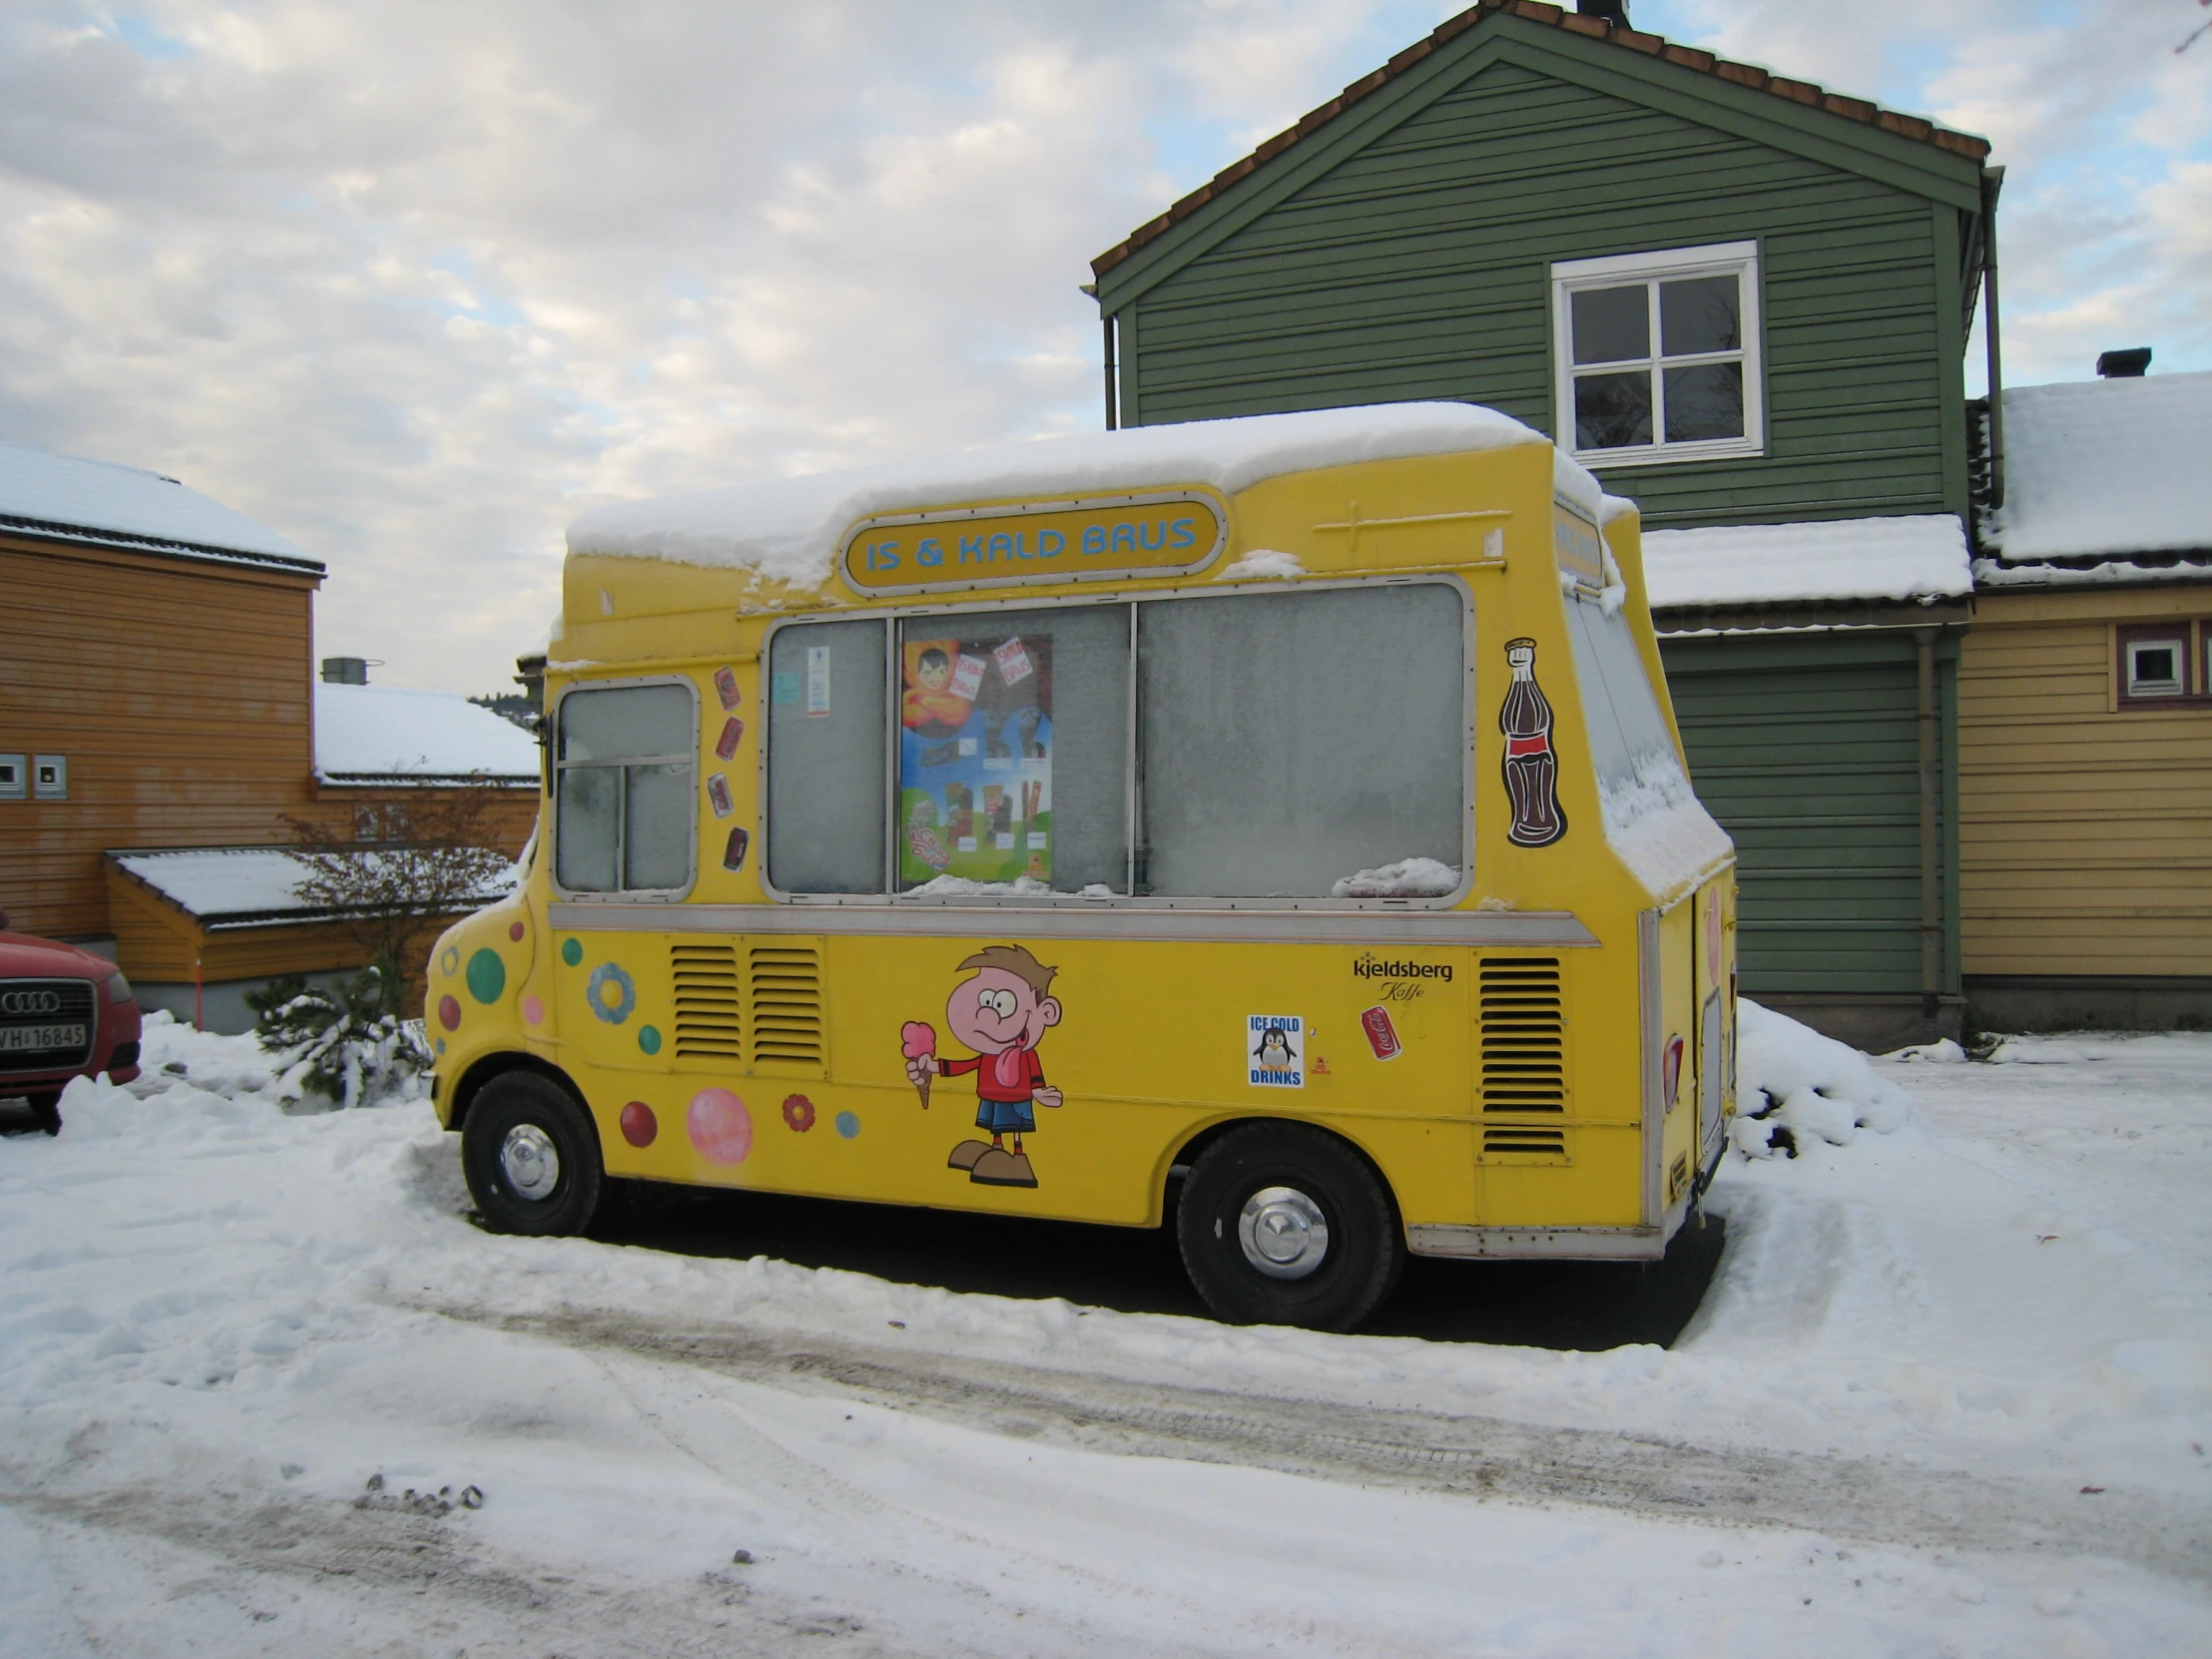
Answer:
[1406,1225,1666,1262]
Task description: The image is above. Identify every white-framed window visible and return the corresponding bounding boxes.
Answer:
[1551,241,1764,467]
[2121,630,2188,701]
[552,678,699,897]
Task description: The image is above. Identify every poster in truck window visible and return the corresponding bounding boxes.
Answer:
[899,630,1053,886]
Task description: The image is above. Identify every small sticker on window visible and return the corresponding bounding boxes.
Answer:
[805,646,831,716]
[993,637,1033,685]
[949,653,986,702]
[772,672,801,705]
[1247,1015,1305,1089]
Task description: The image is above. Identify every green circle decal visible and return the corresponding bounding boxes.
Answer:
[560,937,583,967]
[465,947,507,1005]
[638,1024,663,1055]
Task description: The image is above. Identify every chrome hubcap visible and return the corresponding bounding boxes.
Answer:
[1238,1186,1330,1280]
[499,1123,561,1201]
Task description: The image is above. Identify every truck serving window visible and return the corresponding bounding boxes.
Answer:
[1138,585,1462,898]
[767,618,888,894]
[554,681,697,894]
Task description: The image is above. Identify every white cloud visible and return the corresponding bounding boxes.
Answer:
[0,1,2205,690]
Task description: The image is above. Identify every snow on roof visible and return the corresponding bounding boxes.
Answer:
[315,684,539,786]
[1983,371,2212,564]
[0,439,318,571]
[567,402,1591,588]
[110,845,518,928]
[1639,514,1971,611]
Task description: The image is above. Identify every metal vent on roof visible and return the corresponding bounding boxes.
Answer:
[1479,957,1565,1114]
[2095,347,2152,378]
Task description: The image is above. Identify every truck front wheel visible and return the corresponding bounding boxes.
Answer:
[462,1072,604,1237]
[1176,1123,1403,1332]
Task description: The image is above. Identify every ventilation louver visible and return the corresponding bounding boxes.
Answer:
[1482,1127,1567,1157]
[670,942,742,1062]
[748,942,826,1071]
[1478,956,1565,1114]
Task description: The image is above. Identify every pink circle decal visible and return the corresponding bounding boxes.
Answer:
[619,1100,658,1148]
[521,993,545,1026]
[509,920,526,942]
[687,1088,753,1166]
[437,994,461,1031]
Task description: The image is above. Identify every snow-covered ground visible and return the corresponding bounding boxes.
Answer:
[1,1010,2206,1656]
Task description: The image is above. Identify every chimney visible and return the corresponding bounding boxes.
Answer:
[2095,347,2152,378]
[320,656,369,685]
[1578,0,1631,23]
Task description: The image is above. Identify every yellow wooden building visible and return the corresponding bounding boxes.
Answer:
[1961,362,2212,1029]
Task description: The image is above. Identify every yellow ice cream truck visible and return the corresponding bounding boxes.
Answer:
[426,402,1736,1331]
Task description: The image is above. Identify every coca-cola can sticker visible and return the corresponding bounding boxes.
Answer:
[1360,1006,1402,1061]
[1246,1014,1305,1089]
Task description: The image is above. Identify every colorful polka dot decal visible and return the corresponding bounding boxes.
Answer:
[587,962,635,1024]
[560,937,583,967]
[637,1024,662,1055]
[465,948,506,1005]
[687,1089,753,1165]
[619,1101,658,1148]
[782,1093,816,1133]
[521,993,545,1027]
[508,919,526,943]
[834,1111,860,1140]
[440,946,460,977]
[437,995,462,1031]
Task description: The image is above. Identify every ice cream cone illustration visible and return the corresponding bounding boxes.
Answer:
[901,1020,937,1108]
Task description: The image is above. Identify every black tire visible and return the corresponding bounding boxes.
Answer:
[461,1072,604,1236]
[1176,1122,1403,1332]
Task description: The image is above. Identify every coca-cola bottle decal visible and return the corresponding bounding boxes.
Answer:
[1500,637,1567,847]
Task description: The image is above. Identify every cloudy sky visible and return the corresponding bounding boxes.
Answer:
[2,1,2206,693]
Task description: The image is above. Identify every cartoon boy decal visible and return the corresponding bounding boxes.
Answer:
[902,641,972,736]
[899,944,1063,1189]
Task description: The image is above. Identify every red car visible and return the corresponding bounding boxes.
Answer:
[0,905,142,1136]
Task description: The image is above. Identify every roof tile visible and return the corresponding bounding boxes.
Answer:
[1091,3,1989,278]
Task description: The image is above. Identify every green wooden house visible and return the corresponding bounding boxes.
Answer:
[1089,0,1997,1049]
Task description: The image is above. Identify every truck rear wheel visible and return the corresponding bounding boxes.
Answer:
[1176,1123,1403,1332]
[462,1072,604,1237]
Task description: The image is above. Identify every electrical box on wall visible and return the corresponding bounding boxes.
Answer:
[0,755,23,800]
[32,756,67,800]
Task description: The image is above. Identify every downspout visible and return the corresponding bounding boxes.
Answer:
[1916,627,1942,1039]
[1080,282,1117,431]
[194,952,205,1033]
[1978,166,2006,510]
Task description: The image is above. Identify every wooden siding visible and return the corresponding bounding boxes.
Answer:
[0,535,322,941]
[1112,51,1973,529]
[1959,594,2212,976]
[1662,632,1958,996]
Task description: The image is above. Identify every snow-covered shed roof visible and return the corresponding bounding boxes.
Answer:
[567,402,1594,588]
[0,439,320,575]
[1632,513,1972,612]
[315,684,539,788]
[1982,371,2212,566]
[108,846,517,930]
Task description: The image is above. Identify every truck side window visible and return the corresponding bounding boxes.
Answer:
[767,619,888,893]
[1137,584,1464,897]
[554,682,696,894]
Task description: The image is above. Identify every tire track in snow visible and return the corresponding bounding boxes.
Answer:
[461,1305,2211,1585]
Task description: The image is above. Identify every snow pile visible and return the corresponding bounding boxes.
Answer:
[315,683,540,784]
[903,874,1057,897]
[568,403,1592,586]
[1970,555,2212,590]
[1984,370,2212,562]
[1641,514,1970,610]
[92,1009,423,1118]
[1219,548,1306,580]
[0,437,313,566]
[1330,857,1459,898]
[1731,997,1912,1157]
[1597,755,1734,898]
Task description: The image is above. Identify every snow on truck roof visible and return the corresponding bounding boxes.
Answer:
[1983,369,2212,565]
[0,438,319,573]
[566,402,1601,587]
[314,683,539,787]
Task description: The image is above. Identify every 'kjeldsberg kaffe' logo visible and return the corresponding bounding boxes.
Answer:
[1353,956,1453,983]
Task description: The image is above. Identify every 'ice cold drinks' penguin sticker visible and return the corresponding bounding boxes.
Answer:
[1248,1015,1305,1088]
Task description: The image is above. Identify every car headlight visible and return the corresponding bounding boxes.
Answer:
[105,970,133,1003]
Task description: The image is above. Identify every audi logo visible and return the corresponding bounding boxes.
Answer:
[0,988,63,1016]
